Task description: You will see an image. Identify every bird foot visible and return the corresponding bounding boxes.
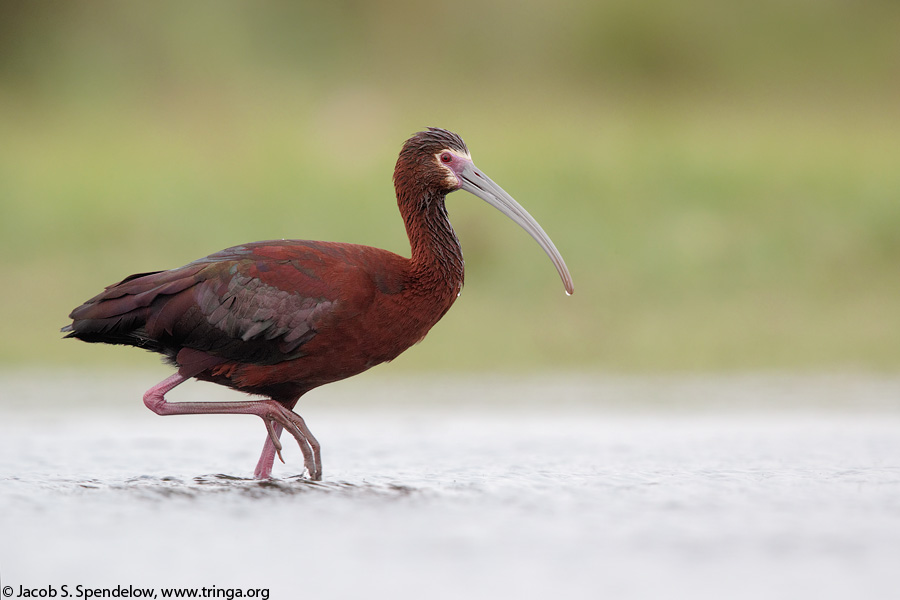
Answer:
[258,401,322,481]
[141,373,322,480]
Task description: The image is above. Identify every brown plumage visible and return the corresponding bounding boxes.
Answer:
[63,128,573,480]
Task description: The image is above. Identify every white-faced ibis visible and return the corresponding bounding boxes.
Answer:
[62,128,574,480]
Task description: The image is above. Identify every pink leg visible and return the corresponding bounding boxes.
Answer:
[254,423,282,479]
[143,373,322,480]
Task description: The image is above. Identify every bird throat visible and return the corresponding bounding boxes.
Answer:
[404,192,465,299]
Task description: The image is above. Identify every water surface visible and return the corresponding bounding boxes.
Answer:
[1,372,899,599]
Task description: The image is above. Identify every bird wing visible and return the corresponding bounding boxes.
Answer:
[66,241,386,366]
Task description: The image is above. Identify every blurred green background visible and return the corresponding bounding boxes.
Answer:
[1,0,898,372]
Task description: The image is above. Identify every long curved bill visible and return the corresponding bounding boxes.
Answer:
[459,162,575,295]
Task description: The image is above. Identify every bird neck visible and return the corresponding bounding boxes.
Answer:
[400,190,465,297]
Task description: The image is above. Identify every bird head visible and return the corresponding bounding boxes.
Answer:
[395,128,574,295]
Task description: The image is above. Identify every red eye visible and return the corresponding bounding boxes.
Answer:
[440,152,453,163]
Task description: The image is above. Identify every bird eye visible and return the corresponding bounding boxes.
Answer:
[440,152,453,163]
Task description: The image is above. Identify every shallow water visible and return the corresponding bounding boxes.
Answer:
[1,372,899,599]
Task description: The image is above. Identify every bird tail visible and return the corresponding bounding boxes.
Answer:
[62,266,202,356]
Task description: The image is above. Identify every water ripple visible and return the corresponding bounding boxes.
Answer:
[107,474,422,500]
[3,473,422,503]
